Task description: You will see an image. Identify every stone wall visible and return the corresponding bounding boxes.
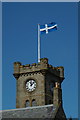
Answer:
[16,72,46,108]
[13,58,64,108]
[13,58,64,79]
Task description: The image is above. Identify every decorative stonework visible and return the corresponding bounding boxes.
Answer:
[13,58,64,109]
[13,58,64,80]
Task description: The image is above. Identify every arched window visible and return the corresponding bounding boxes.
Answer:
[32,99,37,106]
[25,100,30,107]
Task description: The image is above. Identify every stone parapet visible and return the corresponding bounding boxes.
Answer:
[13,58,64,80]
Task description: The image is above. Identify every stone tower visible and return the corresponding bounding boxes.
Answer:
[13,58,64,108]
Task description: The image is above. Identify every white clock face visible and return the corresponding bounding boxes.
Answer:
[26,80,36,92]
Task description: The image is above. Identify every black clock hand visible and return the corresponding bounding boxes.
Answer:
[30,81,33,86]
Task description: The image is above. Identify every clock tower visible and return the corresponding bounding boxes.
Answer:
[13,58,64,108]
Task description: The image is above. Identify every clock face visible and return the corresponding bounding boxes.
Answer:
[26,79,36,92]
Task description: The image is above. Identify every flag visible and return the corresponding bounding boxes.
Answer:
[40,22,57,34]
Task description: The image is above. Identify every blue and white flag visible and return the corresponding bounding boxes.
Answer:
[40,22,57,34]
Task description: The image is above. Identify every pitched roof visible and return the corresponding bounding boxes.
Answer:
[0,104,66,119]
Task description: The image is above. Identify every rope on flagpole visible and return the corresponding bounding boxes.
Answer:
[38,24,40,62]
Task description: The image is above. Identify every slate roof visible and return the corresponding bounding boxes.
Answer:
[0,104,66,119]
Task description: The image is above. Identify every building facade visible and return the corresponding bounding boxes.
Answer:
[13,58,64,108]
[0,58,67,119]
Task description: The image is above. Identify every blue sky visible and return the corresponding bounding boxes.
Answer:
[2,2,78,118]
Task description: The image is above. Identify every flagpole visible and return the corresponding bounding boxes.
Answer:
[38,24,40,62]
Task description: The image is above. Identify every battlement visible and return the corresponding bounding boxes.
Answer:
[13,58,64,80]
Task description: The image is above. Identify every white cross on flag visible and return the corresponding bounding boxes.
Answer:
[40,22,57,34]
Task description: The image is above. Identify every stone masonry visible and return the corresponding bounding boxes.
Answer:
[13,58,64,108]
[0,58,66,119]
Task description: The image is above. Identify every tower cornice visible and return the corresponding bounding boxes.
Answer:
[13,58,64,82]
